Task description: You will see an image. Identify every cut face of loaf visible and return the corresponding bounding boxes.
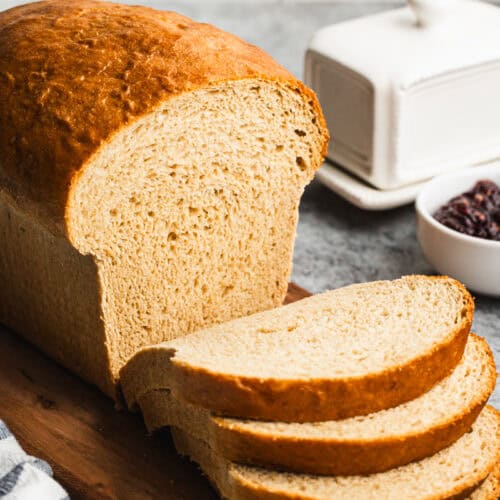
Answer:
[0,1,328,397]
[171,406,500,500]
[136,334,497,476]
[121,276,473,421]
[65,78,325,394]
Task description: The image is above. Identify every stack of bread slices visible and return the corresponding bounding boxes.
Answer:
[120,276,499,499]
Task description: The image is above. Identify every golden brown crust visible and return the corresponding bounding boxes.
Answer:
[139,333,493,475]
[171,333,467,423]
[0,0,327,235]
[171,407,500,500]
[167,279,473,422]
[230,472,498,500]
[137,336,494,475]
[216,402,486,476]
[210,336,495,474]
[449,482,488,500]
[226,408,500,500]
[121,276,474,423]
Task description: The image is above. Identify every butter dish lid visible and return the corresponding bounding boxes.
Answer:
[309,0,500,90]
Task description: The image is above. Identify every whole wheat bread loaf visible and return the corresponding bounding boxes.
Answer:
[121,276,473,421]
[0,0,328,397]
[135,334,496,475]
[171,406,500,500]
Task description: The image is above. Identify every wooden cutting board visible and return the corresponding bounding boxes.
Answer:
[0,283,310,500]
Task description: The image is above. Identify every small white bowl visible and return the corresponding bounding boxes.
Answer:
[416,164,500,297]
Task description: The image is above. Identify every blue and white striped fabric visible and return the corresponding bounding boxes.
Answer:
[0,421,68,499]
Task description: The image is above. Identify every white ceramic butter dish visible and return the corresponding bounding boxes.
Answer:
[306,0,500,209]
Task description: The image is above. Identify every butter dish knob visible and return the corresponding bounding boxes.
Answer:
[407,0,456,28]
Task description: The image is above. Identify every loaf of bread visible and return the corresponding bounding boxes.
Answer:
[134,334,497,475]
[0,0,328,397]
[171,406,500,500]
[121,276,473,421]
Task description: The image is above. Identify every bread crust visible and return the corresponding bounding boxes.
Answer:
[210,334,495,474]
[0,0,328,236]
[138,277,473,422]
[216,395,487,476]
[171,406,500,500]
[176,337,496,475]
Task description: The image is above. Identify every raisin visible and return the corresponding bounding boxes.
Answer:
[433,179,500,241]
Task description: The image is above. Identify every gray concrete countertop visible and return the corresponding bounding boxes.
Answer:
[157,1,500,408]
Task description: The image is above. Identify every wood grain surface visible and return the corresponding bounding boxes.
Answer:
[0,283,310,500]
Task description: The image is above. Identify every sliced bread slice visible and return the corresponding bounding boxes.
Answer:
[121,276,473,422]
[136,334,497,475]
[171,406,500,500]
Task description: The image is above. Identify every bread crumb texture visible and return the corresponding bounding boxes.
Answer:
[167,276,472,378]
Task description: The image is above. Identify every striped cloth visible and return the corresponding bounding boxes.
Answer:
[0,420,68,499]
